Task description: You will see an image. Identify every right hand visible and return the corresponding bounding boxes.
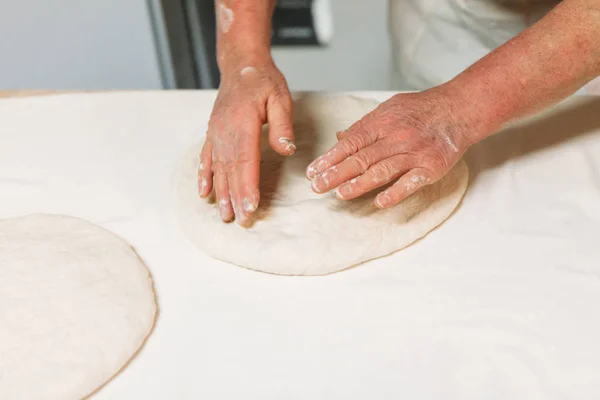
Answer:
[198,61,295,224]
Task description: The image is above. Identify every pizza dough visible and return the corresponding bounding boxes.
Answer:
[0,214,156,399]
[178,93,468,275]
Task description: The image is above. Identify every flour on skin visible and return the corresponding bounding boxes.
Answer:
[218,198,229,213]
[321,171,331,186]
[375,192,390,208]
[278,137,297,152]
[217,2,235,34]
[405,174,429,192]
[324,166,338,185]
[240,66,257,76]
[243,191,259,213]
[198,178,208,194]
[440,131,459,153]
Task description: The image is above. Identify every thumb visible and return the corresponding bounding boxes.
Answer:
[267,87,296,156]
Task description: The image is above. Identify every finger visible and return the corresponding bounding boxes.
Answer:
[374,168,434,209]
[334,155,412,201]
[228,161,260,226]
[228,119,262,225]
[198,138,214,197]
[310,139,402,193]
[213,165,234,222]
[267,86,296,156]
[306,120,377,179]
[239,162,260,215]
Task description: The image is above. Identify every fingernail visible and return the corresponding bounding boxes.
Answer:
[313,166,340,193]
[278,137,296,153]
[306,164,318,180]
[334,188,344,199]
[311,178,323,193]
[376,193,390,208]
[243,190,259,212]
[219,199,229,219]
[339,184,353,198]
[243,197,256,213]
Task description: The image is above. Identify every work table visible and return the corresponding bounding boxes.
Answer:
[1,91,600,399]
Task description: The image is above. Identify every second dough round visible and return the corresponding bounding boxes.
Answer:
[0,214,156,399]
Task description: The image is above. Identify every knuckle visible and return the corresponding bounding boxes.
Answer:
[223,161,238,173]
[237,158,259,169]
[349,155,371,174]
[211,161,224,174]
[425,150,450,175]
[356,115,384,138]
[343,134,366,154]
[340,139,356,154]
[233,148,259,165]
[276,88,293,108]
[271,83,290,102]
[386,133,409,150]
[373,162,398,181]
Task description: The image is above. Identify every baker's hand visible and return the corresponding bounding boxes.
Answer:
[198,62,295,224]
[306,88,475,208]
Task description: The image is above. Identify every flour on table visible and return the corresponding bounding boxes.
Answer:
[178,93,469,275]
[0,214,156,399]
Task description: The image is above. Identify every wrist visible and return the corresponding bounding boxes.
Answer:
[437,77,505,145]
[217,46,274,77]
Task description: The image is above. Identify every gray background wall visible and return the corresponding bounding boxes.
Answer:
[0,0,164,89]
[0,0,391,91]
[272,0,392,91]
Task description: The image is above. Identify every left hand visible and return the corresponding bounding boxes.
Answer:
[306,87,476,208]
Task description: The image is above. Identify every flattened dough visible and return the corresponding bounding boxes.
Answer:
[179,93,468,275]
[0,214,156,399]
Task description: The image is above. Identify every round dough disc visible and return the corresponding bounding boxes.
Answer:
[179,93,468,275]
[0,214,156,399]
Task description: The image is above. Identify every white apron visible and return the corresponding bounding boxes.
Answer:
[388,0,600,94]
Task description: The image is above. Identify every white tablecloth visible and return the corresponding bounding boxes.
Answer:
[1,91,600,399]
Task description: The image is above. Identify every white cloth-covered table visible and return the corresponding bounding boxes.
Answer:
[1,91,600,399]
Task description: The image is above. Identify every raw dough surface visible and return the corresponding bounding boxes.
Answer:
[178,93,469,275]
[0,214,156,399]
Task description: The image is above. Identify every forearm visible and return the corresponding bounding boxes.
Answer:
[447,0,600,143]
[215,0,277,74]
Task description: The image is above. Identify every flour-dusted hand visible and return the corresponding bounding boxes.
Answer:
[197,0,293,225]
[198,62,295,224]
[306,88,477,208]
